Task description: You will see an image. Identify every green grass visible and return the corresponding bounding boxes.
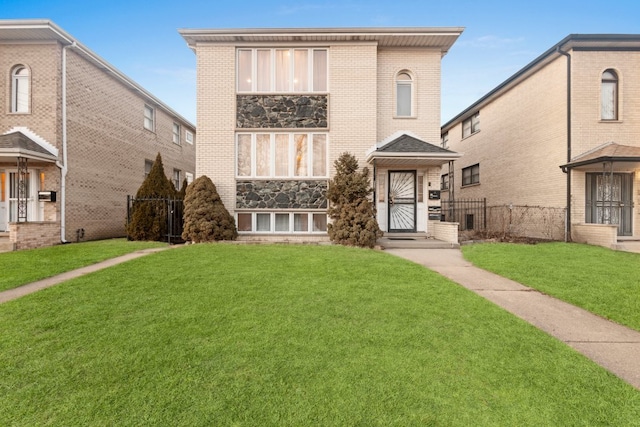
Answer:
[462,242,640,332]
[1,244,639,426]
[0,239,167,292]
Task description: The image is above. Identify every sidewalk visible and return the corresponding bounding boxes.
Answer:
[0,247,169,304]
[385,248,640,391]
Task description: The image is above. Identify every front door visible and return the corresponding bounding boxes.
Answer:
[388,171,416,232]
[586,173,634,236]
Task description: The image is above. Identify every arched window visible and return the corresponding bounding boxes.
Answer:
[11,65,30,113]
[601,69,618,120]
[396,71,413,117]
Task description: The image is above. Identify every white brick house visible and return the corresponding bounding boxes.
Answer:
[0,20,196,250]
[441,34,640,247]
[179,27,462,241]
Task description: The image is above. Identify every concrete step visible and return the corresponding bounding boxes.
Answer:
[378,233,459,249]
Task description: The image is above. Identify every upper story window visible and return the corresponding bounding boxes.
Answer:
[10,65,30,113]
[237,132,327,178]
[462,164,480,186]
[441,132,449,148]
[601,69,618,120]
[396,71,413,117]
[237,48,328,93]
[172,123,181,145]
[462,112,480,138]
[185,130,194,145]
[144,105,155,131]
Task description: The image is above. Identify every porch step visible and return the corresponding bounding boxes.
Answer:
[0,234,14,253]
[378,233,459,249]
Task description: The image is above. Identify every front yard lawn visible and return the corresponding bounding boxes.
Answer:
[0,239,167,292]
[1,244,638,425]
[462,242,640,332]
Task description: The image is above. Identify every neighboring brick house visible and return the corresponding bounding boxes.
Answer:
[440,34,640,247]
[179,27,462,241]
[0,20,196,250]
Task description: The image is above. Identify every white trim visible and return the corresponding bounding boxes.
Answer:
[3,127,59,157]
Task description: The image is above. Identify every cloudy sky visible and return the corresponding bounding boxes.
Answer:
[3,0,640,124]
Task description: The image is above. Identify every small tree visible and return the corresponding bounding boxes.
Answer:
[327,152,382,248]
[127,153,176,241]
[182,175,238,242]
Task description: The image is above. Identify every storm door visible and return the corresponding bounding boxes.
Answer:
[388,171,416,232]
[586,173,633,236]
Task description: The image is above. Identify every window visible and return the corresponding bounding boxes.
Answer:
[236,212,328,233]
[417,174,424,203]
[377,173,385,202]
[396,71,413,117]
[462,164,480,186]
[462,112,480,138]
[172,123,181,145]
[440,173,449,191]
[236,132,328,178]
[144,159,154,178]
[441,132,449,148]
[601,69,618,120]
[144,105,155,131]
[172,169,181,190]
[185,172,194,184]
[11,65,30,113]
[237,48,328,93]
[185,130,194,144]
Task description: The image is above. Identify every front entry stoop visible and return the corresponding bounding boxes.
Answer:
[377,233,459,249]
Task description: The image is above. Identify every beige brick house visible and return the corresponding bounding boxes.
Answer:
[179,27,462,241]
[0,20,196,250]
[441,34,640,247]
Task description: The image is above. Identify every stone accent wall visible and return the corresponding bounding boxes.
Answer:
[237,180,327,209]
[237,95,328,128]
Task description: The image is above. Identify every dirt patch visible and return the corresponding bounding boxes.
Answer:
[459,230,555,245]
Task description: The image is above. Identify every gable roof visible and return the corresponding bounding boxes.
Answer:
[366,132,460,166]
[0,128,58,162]
[179,27,464,57]
[560,142,640,170]
[0,19,195,129]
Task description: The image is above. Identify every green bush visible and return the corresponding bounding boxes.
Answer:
[327,152,382,248]
[126,153,176,241]
[182,175,238,242]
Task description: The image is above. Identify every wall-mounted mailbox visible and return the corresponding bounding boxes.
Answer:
[38,191,57,202]
[428,190,441,200]
[428,213,442,220]
[428,205,441,212]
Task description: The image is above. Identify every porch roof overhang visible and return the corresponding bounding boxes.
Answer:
[0,128,59,163]
[366,131,461,167]
[560,142,640,172]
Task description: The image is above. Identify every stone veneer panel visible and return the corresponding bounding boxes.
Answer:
[237,180,327,209]
[237,95,328,128]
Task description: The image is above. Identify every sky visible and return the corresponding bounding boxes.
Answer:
[3,0,640,126]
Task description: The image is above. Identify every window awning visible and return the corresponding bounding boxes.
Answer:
[560,142,640,171]
[366,131,461,167]
[0,128,59,163]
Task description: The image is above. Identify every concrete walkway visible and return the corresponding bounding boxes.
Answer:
[0,247,169,304]
[385,248,640,390]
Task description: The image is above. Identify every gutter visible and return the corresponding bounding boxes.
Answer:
[557,46,572,242]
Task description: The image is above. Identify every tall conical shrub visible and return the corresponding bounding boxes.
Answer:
[182,175,238,242]
[327,152,382,248]
[127,153,176,241]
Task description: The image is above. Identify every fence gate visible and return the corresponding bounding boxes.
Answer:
[441,198,486,231]
[127,196,184,244]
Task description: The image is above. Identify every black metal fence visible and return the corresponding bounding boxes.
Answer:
[441,198,487,231]
[126,196,184,244]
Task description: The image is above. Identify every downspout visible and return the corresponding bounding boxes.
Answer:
[57,41,76,243]
[557,46,572,242]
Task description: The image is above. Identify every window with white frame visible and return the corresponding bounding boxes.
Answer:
[462,112,480,138]
[185,130,194,144]
[11,65,30,113]
[462,164,480,186]
[417,174,424,203]
[144,105,155,131]
[185,172,194,184]
[237,48,328,93]
[172,169,181,190]
[236,132,328,178]
[172,123,181,145]
[237,211,327,233]
[396,71,413,117]
[601,69,618,120]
